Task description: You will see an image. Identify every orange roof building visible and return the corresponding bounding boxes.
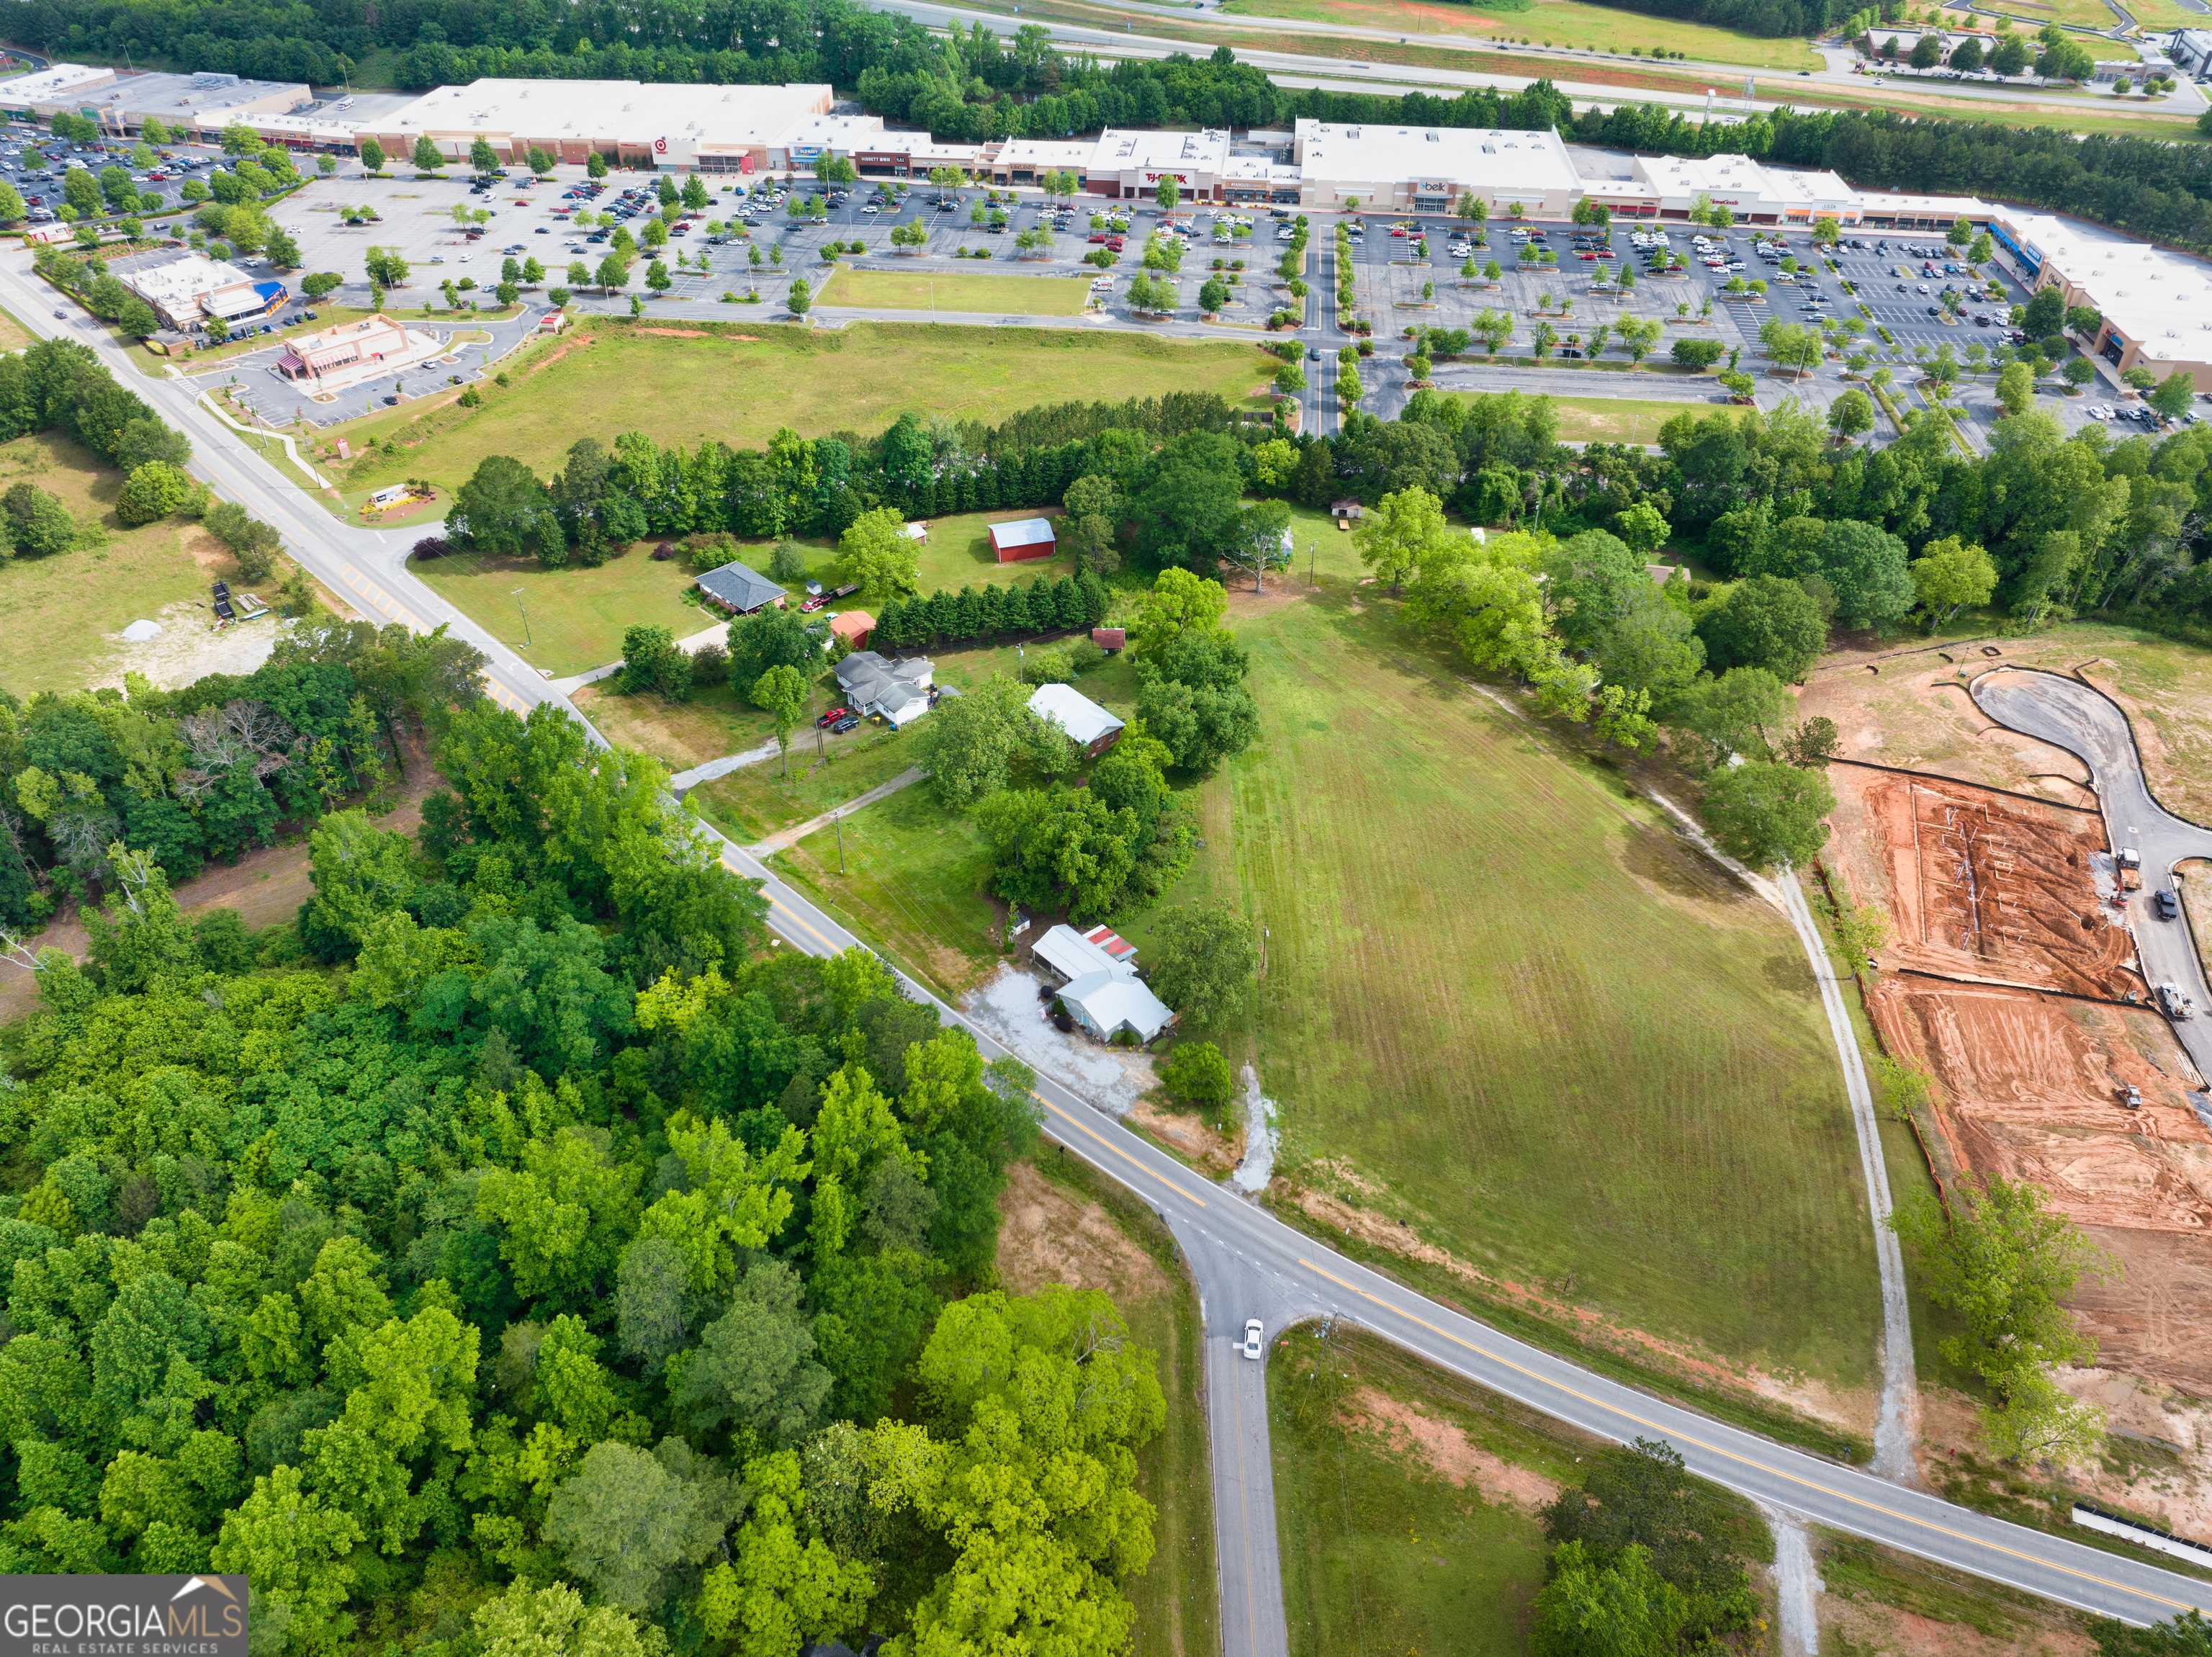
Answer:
[830,610,876,648]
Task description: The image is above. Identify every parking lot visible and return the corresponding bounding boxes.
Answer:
[1,120,232,228]
[1343,216,2035,369]
[268,164,1306,329]
[194,307,546,428]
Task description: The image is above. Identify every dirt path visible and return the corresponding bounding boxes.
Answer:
[746,766,925,855]
[0,744,433,1022]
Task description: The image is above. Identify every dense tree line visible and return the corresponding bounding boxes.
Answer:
[446,384,1240,567]
[29,0,2212,251]
[0,681,1170,1651]
[871,572,1109,652]
[0,624,483,932]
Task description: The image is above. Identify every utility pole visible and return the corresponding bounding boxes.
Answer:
[511,586,533,646]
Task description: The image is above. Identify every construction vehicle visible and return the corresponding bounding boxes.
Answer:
[2156,982,2196,1020]
[2117,846,2143,892]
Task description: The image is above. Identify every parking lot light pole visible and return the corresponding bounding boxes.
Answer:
[511,586,533,647]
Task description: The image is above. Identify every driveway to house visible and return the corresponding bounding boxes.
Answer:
[1972,668,2212,1085]
[745,765,927,856]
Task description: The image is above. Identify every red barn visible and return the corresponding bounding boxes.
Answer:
[988,517,1057,563]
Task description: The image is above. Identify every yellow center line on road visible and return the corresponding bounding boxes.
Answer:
[1033,1092,1208,1209]
[1298,1259,2199,1615]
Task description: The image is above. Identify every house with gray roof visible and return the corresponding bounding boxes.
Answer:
[834,650,935,727]
[696,560,787,616]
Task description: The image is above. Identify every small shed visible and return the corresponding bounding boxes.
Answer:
[1331,498,1364,523]
[1091,627,1126,653]
[1028,682,1125,757]
[1646,562,1685,589]
[989,516,1058,563]
[696,560,788,615]
[830,610,876,649]
[901,521,929,540]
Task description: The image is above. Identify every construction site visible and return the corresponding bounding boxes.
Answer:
[1821,730,2212,1393]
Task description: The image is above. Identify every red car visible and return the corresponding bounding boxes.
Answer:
[1389,226,1407,238]
[1592,248,1615,259]
[1575,250,1597,260]
[815,706,850,728]
[1105,237,1124,251]
[800,593,831,611]
[1087,233,1108,243]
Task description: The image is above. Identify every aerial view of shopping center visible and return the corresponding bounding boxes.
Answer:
[7,1,2212,1653]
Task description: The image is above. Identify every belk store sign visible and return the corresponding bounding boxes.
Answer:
[2,1575,247,1657]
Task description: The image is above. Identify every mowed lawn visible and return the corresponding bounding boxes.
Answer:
[1218,0,1821,68]
[819,266,1095,315]
[335,320,1278,500]
[411,545,711,677]
[0,433,230,694]
[1542,394,1714,446]
[1143,589,1879,1382]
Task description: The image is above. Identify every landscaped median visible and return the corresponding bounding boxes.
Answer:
[814,264,1097,315]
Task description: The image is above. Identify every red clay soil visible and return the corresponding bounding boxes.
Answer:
[1827,766,2135,1000]
[1867,976,2212,1389]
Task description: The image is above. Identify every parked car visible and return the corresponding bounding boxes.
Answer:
[816,706,851,727]
[2154,889,2181,920]
[830,714,861,734]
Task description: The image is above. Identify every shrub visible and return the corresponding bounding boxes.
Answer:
[1159,1040,1236,1111]
[412,535,452,560]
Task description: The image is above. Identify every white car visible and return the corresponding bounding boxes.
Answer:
[1241,1319,1265,1360]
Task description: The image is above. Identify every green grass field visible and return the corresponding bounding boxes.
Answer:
[0,434,235,695]
[1539,393,1717,446]
[330,320,1277,503]
[772,782,1003,993]
[410,544,711,677]
[819,266,1097,315]
[1272,1328,1634,1656]
[1219,0,1822,68]
[739,509,1079,597]
[1124,586,1880,1385]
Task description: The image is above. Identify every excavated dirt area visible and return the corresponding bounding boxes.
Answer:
[1827,767,2135,999]
[1833,767,2212,1390]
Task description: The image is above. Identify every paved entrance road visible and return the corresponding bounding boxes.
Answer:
[1972,668,2212,1085]
[14,251,2212,1651]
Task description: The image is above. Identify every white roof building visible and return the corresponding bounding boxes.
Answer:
[1028,683,1125,755]
[362,78,833,170]
[1992,207,2212,391]
[1033,923,1174,1044]
[1292,120,1578,215]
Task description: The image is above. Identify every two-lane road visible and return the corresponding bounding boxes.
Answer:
[14,251,2212,1648]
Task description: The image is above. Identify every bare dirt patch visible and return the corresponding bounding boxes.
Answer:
[994,1159,1171,1305]
[1820,1594,2094,1657]
[92,600,292,691]
[1124,1099,1240,1179]
[634,327,713,338]
[1826,767,2133,1000]
[1341,1385,1563,1512]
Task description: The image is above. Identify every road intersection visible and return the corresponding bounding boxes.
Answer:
[13,246,2212,1651]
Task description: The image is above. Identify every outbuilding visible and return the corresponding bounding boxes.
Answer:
[989,517,1057,563]
[829,610,876,650]
[1027,682,1125,757]
[696,560,787,615]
